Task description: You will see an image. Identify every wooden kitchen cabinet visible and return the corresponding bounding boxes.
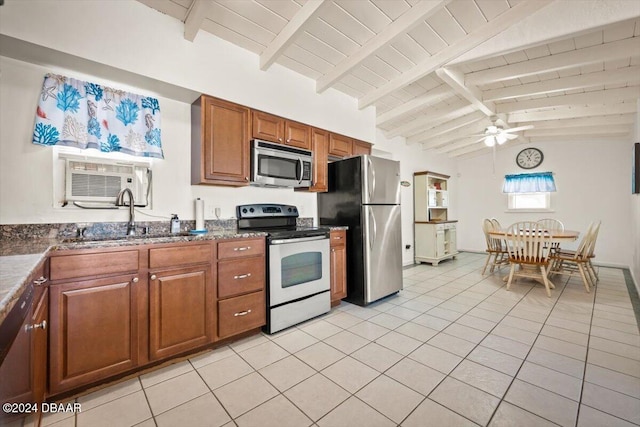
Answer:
[352,139,372,156]
[192,95,251,186]
[329,133,353,158]
[297,127,328,193]
[252,110,311,150]
[148,244,214,360]
[216,237,266,339]
[49,273,142,395]
[329,230,347,306]
[0,265,48,427]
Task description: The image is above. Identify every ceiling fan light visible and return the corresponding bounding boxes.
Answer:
[484,135,496,147]
[496,134,507,144]
[487,125,498,134]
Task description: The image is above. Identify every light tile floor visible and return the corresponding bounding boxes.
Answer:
[39,252,640,427]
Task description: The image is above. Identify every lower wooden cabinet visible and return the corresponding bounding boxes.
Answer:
[149,265,214,360]
[329,230,347,306]
[49,273,142,395]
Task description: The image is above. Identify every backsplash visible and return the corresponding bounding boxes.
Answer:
[1,218,314,240]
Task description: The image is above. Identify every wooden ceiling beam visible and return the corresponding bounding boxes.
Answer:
[419,121,488,149]
[436,67,495,116]
[507,102,637,122]
[376,84,453,126]
[385,100,473,138]
[316,0,449,93]
[495,86,640,114]
[357,0,553,109]
[483,66,640,101]
[523,124,631,137]
[407,111,486,144]
[466,37,640,85]
[260,0,326,71]
[184,0,212,42]
[516,114,635,129]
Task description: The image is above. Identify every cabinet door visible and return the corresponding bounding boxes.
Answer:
[218,292,266,339]
[193,96,250,186]
[297,128,328,193]
[448,228,457,253]
[149,266,213,360]
[330,245,347,305]
[436,230,446,257]
[352,139,372,156]
[283,120,311,150]
[252,111,284,143]
[31,289,48,406]
[328,133,352,157]
[49,274,141,394]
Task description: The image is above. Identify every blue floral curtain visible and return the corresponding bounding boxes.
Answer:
[32,74,163,159]
[502,172,556,193]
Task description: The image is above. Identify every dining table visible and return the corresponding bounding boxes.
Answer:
[487,228,580,288]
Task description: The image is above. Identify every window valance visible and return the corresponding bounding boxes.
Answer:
[502,172,556,193]
[32,74,164,159]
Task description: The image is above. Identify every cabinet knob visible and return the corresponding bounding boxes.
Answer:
[245,177,249,181]
[286,138,291,143]
[278,138,282,142]
[150,275,157,281]
[33,276,48,286]
[132,277,139,283]
[25,320,47,331]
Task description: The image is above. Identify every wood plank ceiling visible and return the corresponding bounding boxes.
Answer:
[137,0,640,157]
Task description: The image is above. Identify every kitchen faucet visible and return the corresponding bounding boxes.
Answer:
[116,188,136,236]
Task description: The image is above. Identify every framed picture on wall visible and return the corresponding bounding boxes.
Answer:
[634,143,640,194]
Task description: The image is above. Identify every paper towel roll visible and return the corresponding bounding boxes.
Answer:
[195,198,205,230]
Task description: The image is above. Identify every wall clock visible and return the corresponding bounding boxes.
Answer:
[516,147,543,169]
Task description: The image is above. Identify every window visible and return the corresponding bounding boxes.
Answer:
[503,172,556,212]
[508,192,551,210]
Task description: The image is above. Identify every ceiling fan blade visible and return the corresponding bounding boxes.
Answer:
[474,136,487,143]
[504,133,519,140]
[505,125,534,133]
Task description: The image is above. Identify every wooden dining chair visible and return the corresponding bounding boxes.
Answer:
[536,218,565,232]
[504,221,555,297]
[481,219,508,275]
[551,221,601,287]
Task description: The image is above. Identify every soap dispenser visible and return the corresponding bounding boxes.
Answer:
[170,214,180,234]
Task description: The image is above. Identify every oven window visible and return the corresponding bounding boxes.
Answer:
[258,155,298,180]
[281,252,322,288]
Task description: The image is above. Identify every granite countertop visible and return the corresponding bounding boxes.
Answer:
[0,229,266,324]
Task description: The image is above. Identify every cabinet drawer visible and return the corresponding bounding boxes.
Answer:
[149,244,212,269]
[50,250,138,281]
[217,238,265,260]
[218,257,265,298]
[330,230,346,248]
[218,292,265,338]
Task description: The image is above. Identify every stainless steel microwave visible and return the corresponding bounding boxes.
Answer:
[251,140,313,188]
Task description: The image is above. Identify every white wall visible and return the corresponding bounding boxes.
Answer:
[0,0,375,225]
[456,140,634,267]
[631,100,640,289]
[374,131,458,266]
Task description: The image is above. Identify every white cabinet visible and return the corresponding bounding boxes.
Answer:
[414,172,458,265]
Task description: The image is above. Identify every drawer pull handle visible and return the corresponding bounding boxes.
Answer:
[33,277,48,286]
[234,273,251,279]
[333,236,342,239]
[25,320,47,331]
[234,246,251,251]
[234,310,252,317]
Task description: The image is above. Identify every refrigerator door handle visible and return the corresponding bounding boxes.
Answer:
[367,157,376,202]
[368,207,377,250]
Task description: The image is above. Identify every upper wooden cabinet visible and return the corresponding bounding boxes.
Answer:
[297,127,328,193]
[252,111,311,150]
[329,133,353,157]
[192,96,251,187]
[352,139,373,156]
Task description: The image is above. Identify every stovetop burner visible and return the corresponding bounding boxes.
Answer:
[236,204,330,240]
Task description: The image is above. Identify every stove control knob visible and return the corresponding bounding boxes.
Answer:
[242,208,247,214]
[249,208,255,213]
[288,208,292,212]
[293,207,297,212]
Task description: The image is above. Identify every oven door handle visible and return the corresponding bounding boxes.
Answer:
[270,235,328,245]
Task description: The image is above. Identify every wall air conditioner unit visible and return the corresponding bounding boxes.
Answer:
[64,158,150,207]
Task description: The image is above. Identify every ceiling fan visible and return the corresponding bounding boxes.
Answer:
[473,117,534,147]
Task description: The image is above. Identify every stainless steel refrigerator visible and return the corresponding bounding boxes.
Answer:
[318,155,403,306]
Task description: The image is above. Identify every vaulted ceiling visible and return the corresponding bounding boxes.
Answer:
[137,0,640,157]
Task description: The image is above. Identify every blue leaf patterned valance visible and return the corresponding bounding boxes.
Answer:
[503,172,556,193]
[32,74,163,159]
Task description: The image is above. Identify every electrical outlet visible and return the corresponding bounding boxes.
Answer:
[405,244,411,250]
